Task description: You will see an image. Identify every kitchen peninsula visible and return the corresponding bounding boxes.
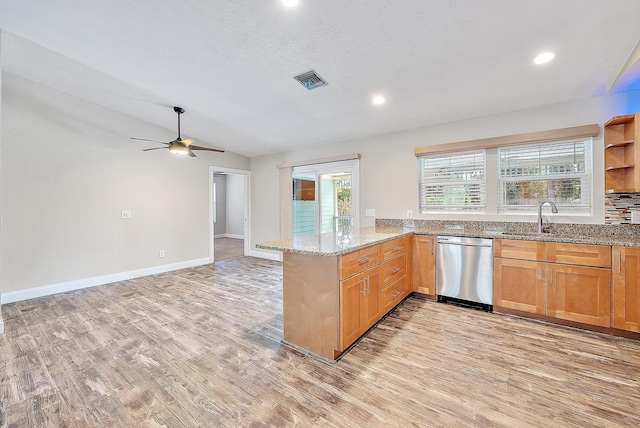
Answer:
[257,228,412,361]
[258,220,640,361]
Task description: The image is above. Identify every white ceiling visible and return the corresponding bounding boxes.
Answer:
[1,0,640,158]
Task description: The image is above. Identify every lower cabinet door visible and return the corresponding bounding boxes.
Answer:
[613,247,640,332]
[340,268,381,350]
[547,264,611,327]
[412,236,435,296]
[493,258,545,314]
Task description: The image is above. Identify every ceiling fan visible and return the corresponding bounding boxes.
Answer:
[130,106,225,157]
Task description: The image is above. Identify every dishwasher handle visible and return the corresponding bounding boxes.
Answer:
[437,241,493,248]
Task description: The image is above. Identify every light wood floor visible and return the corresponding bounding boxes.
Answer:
[214,237,244,261]
[1,256,639,427]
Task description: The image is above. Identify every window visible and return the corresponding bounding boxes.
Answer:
[419,150,486,212]
[498,139,592,213]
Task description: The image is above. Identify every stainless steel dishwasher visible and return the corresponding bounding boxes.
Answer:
[436,236,493,310]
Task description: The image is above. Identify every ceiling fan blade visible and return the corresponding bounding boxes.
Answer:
[131,137,169,145]
[182,138,195,147]
[188,150,197,157]
[142,147,167,152]
[189,145,225,153]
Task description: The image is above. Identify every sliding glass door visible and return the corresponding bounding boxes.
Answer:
[292,160,358,238]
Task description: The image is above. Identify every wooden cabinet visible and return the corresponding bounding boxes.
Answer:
[341,244,382,279]
[546,242,611,268]
[340,236,410,351]
[341,268,381,348]
[283,235,411,360]
[412,235,436,296]
[612,247,640,332]
[494,239,611,327]
[604,113,640,193]
[494,258,545,314]
[546,264,611,327]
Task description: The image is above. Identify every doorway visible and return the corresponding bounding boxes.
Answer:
[210,167,250,262]
[291,159,358,238]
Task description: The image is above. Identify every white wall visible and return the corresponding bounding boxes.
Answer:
[226,174,245,237]
[250,89,640,253]
[213,174,227,236]
[1,72,250,299]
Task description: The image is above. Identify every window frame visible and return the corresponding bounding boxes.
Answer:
[418,149,487,213]
[497,138,593,214]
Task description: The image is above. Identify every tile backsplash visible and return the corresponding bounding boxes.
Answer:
[605,193,640,224]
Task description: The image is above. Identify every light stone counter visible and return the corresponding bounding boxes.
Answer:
[256,227,411,256]
[257,220,640,255]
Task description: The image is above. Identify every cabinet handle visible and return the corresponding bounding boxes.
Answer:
[539,267,543,283]
[618,250,621,274]
[391,267,401,274]
[359,257,371,265]
[550,269,553,285]
[391,245,402,252]
[365,277,369,295]
[392,291,402,298]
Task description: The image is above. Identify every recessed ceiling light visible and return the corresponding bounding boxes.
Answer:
[372,95,386,105]
[534,51,557,65]
[281,0,299,7]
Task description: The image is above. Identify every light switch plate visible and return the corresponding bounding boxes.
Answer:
[631,211,640,224]
[365,209,376,217]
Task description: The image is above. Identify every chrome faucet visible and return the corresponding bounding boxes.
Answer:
[537,200,558,233]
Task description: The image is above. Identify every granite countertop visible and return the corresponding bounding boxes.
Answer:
[257,221,640,256]
[255,227,412,256]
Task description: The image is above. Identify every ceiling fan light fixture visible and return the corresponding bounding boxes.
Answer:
[280,0,299,8]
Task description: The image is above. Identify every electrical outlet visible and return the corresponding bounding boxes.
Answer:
[407,210,413,219]
[121,210,132,219]
[159,250,165,258]
[365,209,376,217]
[632,211,640,224]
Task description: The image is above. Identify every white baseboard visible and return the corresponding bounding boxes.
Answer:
[224,234,244,240]
[0,317,4,334]
[1,257,211,304]
[215,234,244,240]
[250,249,282,261]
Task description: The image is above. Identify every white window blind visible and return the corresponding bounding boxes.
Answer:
[419,150,486,212]
[498,139,592,212]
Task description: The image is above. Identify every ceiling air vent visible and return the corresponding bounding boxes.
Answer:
[293,70,329,90]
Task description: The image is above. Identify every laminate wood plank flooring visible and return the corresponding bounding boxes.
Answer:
[1,256,640,427]
[214,238,244,261]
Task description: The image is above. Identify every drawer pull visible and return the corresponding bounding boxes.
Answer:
[358,257,372,264]
[391,267,401,274]
[392,291,402,298]
[391,245,402,252]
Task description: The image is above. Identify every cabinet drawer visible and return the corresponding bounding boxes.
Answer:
[380,253,406,288]
[546,243,611,268]
[380,276,407,313]
[494,239,545,261]
[381,237,409,261]
[341,244,382,279]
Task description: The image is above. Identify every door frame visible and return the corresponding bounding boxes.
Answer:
[209,166,251,263]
